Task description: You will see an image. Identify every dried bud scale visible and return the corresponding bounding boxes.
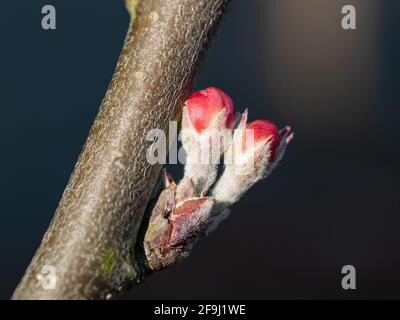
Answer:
[141,173,215,271]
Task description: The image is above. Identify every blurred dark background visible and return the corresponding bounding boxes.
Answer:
[0,0,399,299]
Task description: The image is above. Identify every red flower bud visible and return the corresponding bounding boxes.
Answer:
[242,120,280,161]
[185,87,234,133]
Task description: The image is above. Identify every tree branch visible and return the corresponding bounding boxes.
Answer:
[12,0,231,300]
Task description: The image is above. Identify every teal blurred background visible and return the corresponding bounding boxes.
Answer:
[0,0,399,299]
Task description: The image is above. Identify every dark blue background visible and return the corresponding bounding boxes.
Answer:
[1,0,399,299]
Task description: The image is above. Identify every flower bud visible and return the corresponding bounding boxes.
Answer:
[185,87,233,132]
[243,120,280,163]
[179,87,234,196]
[212,111,293,207]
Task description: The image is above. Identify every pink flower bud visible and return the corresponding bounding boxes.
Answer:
[185,87,234,133]
[211,111,293,207]
[243,120,280,162]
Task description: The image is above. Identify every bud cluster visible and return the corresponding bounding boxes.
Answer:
[141,87,293,272]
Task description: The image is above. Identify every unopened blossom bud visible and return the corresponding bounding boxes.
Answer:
[243,120,280,163]
[212,111,293,208]
[179,87,234,196]
[185,87,234,132]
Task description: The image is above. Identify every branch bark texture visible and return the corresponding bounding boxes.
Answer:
[12,0,231,300]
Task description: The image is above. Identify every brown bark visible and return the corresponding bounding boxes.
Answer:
[12,0,231,300]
